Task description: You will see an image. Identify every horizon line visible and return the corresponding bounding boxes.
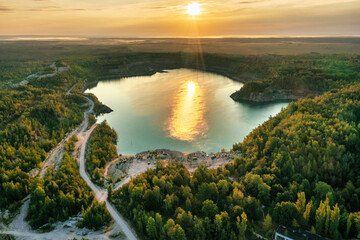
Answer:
[1,34,360,41]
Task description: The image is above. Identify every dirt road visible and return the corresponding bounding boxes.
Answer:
[78,124,138,240]
[8,197,30,233]
[103,157,120,178]
[39,96,94,178]
[2,96,115,240]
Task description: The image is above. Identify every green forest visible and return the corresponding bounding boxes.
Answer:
[0,41,359,239]
[27,151,111,230]
[230,55,360,102]
[0,86,84,210]
[26,152,93,228]
[111,85,360,239]
[86,121,118,186]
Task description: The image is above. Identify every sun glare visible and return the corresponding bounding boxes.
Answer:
[166,79,207,141]
[187,81,196,96]
[186,3,202,16]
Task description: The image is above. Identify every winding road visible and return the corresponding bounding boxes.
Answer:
[78,123,138,240]
[2,90,138,240]
[39,95,94,178]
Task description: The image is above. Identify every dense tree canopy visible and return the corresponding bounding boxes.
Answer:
[232,55,360,101]
[113,85,360,239]
[1,43,360,238]
[26,150,111,230]
[0,86,84,210]
[86,121,118,186]
[26,152,94,228]
[229,85,360,238]
[112,162,250,239]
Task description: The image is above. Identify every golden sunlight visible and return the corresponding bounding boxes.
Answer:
[187,81,196,96]
[165,80,207,141]
[186,3,202,16]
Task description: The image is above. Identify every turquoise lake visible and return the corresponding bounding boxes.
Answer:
[86,69,288,155]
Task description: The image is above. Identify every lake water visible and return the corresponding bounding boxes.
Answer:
[86,69,288,155]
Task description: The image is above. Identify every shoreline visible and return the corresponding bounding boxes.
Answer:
[86,67,305,104]
[117,148,241,159]
[85,66,248,91]
[105,148,242,183]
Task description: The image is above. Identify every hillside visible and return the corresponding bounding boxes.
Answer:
[112,85,360,239]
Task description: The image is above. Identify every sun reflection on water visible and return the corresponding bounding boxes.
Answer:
[187,81,196,96]
[165,80,208,141]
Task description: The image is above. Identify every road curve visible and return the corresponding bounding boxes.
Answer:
[78,125,138,240]
[3,94,138,240]
[103,157,120,178]
[40,96,94,178]
[3,96,95,239]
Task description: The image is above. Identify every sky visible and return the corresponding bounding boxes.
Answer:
[0,0,359,37]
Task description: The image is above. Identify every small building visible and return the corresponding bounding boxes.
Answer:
[274,225,328,240]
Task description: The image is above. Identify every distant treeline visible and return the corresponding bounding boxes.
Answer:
[73,52,360,102]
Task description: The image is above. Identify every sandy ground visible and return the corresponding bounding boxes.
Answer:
[66,83,77,95]
[104,158,121,179]
[106,149,241,192]
[8,197,31,233]
[113,159,156,191]
[50,62,69,73]
[2,224,121,240]
[183,151,238,173]
[38,62,69,79]
[15,62,70,85]
[1,61,67,90]
[2,223,120,240]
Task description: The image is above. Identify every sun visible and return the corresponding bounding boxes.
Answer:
[186,3,202,16]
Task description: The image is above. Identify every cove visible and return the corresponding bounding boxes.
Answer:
[86,69,288,155]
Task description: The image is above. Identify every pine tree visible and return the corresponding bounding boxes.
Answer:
[146,217,158,239]
[329,204,340,237]
[303,200,312,223]
[263,213,273,233]
[295,192,306,214]
[345,213,353,238]
[316,198,328,234]
[236,212,247,240]
[107,185,112,201]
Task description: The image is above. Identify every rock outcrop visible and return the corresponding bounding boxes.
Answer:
[230,86,310,103]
